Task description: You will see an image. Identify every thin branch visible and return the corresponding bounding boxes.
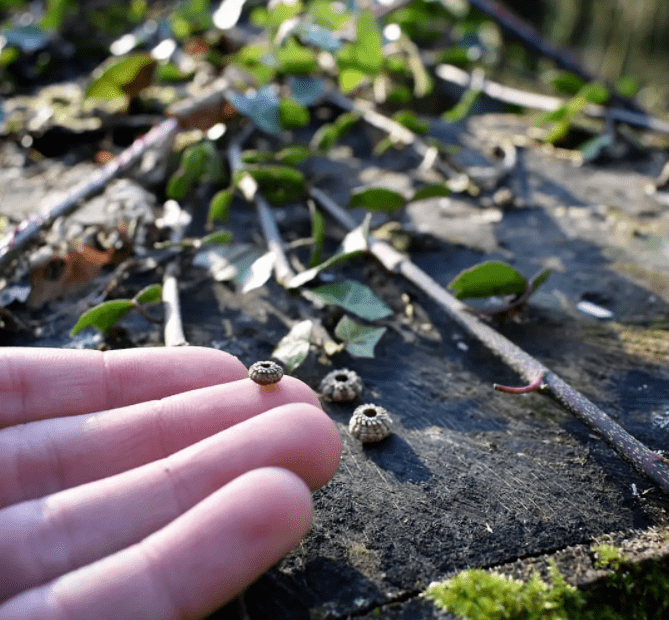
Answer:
[435,64,669,135]
[0,118,179,272]
[309,186,669,495]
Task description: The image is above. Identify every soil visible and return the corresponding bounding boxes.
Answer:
[2,109,669,619]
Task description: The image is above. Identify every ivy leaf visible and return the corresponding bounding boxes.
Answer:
[134,283,162,305]
[309,280,391,320]
[70,300,134,336]
[448,261,528,300]
[228,86,282,135]
[272,320,314,371]
[335,316,386,358]
[349,187,406,212]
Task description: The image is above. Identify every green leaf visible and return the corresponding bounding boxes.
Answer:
[580,82,609,105]
[412,183,450,202]
[349,187,406,212]
[286,218,368,288]
[166,171,190,201]
[308,204,325,268]
[134,283,162,305]
[448,261,528,300]
[335,316,386,358]
[276,145,311,165]
[309,280,391,320]
[181,142,210,182]
[278,98,310,129]
[237,165,305,205]
[85,53,155,101]
[311,111,361,151]
[208,189,233,223]
[200,230,233,246]
[40,0,76,31]
[546,70,585,96]
[70,300,134,336]
[338,68,367,93]
[616,76,640,98]
[276,37,318,75]
[529,268,551,293]
[272,320,313,371]
[353,10,382,74]
[393,110,429,135]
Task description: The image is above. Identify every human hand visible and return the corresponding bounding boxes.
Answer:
[0,346,341,619]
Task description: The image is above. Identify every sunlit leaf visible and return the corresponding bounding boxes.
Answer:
[276,37,318,75]
[335,316,386,358]
[228,86,282,135]
[134,283,162,305]
[546,70,585,96]
[208,189,233,223]
[580,82,609,105]
[40,0,76,31]
[279,97,310,129]
[309,0,350,30]
[70,300,134,336]
[85,53,156,100]
[352,10,382,74]
[616,76,639,98]
[309,280,391,320]
[349,187,406,212]
[338,68,367,93]
[240,251,276,293]
[412,183,450,202]
[272,319,313,371]
[448,261,528,300]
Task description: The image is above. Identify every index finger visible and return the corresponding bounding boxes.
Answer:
[0,347,247,428]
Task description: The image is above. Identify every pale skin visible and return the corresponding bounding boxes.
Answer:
[0,346,342,619]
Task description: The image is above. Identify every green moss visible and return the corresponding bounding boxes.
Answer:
[592,544,623,570]
[425,555,669,620]
[425,564,583,620]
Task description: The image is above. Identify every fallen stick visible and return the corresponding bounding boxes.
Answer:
[435,64,669,135]
[309,186,669,495]
[0,118,179,272]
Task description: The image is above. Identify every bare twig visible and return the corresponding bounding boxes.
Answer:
[227,125,296,285]
[162,260,188,347]
[0,118,179,272]
[435,64,669,135]
[325,90,458,179]
[309,186,669,495]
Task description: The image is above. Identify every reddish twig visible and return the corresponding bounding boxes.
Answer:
[309,186,669,495]
[494,373,545,394]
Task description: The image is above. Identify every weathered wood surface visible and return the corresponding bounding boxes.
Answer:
[3,114,669,619]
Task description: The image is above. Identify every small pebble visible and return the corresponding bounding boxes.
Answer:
[320,368,363,402]
[348,404,393,443]
[248,360,284,385]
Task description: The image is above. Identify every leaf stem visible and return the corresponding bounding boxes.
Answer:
[309,187,669,495]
